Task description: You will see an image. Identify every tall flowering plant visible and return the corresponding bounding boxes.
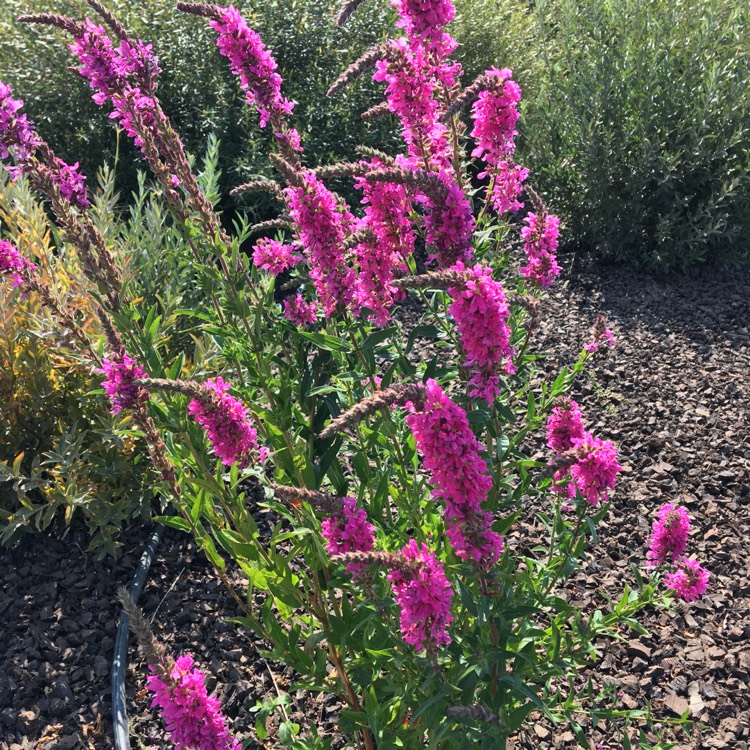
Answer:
[2,0,697,747]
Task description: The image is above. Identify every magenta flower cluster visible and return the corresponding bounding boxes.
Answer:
[645,503,709,602]
[646,503,690,566]
[283,294,317,326]
[100,354,149,415]
[147,654,240,750]
[387,539,454,651]
[663,558,710,603]
[69,20,163,157]
[0,81,89,209]
[353,165,415,325]
[374,41,449,170]
[567,434,622,506]
[422,169,475,267]
[520,212,561,288]
[0,82,40,176]
[252,237,300,275]
[546,398,585,454]
[392,0,455,51]
[584,315,616,353]
[210,5,301,153]
[470,68,521,164]
[449,262,515,403]
[406,379,503,566]
[0,238,36,288]
[546,398,621,507]
[188,377,267,467]
[285,171,355,317]
[321,496,376,575]
[470,68,528,216]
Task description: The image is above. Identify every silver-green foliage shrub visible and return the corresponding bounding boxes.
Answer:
[523,0,750,270]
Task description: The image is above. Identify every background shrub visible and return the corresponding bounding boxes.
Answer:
[521,0,750,270]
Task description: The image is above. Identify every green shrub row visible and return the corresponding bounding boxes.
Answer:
[523,0,750,270]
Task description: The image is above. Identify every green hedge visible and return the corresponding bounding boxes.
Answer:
[521,0,750,270]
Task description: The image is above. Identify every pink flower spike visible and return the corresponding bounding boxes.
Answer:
[210,6,296,134]
[488,159,528,215]
[584,314,616,353]
[470,70,522,165]
[321,496,376,575]
[444,506,504,568]
[353,164,415,325]
[187,377,266,467]
[285,171,355,316]
[646,503,691,567]
[567,434,622,506]
[546,397,586,454]
[252,237,300,275]
[147,653,240,750]
[387,539,453,651]
[391,0,455,50]
[0,239,36,288]
[283,294,318,326]
[423,170,475,267]
[406,379,492,516]
[664,558,709,602]
[520,211,561,288]
[448,262,514,402]
[100,354,149,415]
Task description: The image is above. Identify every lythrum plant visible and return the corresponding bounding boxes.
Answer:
[0,0,706,747]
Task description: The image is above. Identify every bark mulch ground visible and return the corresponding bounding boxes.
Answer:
[1,257,748,750]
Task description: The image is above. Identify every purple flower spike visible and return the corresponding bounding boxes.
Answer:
[147,653,241,750]
[188,377,267,467]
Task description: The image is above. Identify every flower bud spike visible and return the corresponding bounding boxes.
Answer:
[326,43,387,97]
[117,587,175,682]
[319,383,426,440]
[361,101,392,121]
[332,549,417,574]
[334,0,370,27]
[355,145,395,164]
[272,485,344,515]
[17,13,84,36]
[230,178,284,198]
[247,217,293,237]
[175,1,221,21]
[84,0,131,40]
[446,704,504,727]
[313,162,369,180]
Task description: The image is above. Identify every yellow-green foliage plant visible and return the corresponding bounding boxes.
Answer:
[0,171,155,556]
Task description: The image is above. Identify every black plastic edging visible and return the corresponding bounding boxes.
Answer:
[112,522,166,750]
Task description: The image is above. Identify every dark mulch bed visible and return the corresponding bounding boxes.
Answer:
[1,257,749,750]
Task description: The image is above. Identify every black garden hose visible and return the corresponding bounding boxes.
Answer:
[112,522,166,750]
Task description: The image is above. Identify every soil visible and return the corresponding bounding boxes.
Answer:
[1,256,749,750]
